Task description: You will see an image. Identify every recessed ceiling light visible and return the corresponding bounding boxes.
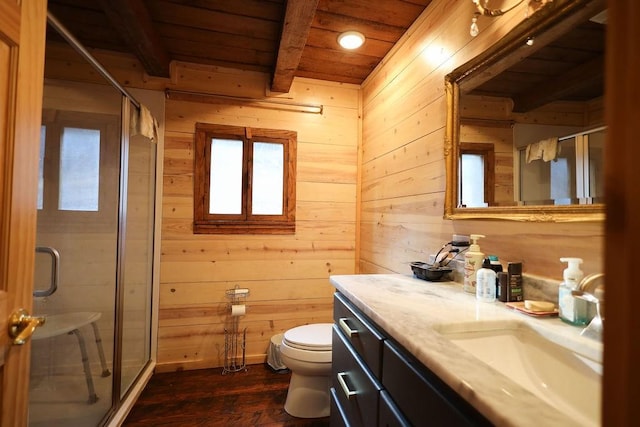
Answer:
[337,31,365,50]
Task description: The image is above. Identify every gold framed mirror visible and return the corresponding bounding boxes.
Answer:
[444,0,606,222]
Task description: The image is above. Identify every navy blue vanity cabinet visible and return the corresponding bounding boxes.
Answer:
[331,291,492,426]
[332,325,383,426]
[382,335,492,426]
[379,390,411,427]
[331,292,385,426]
[329,387,349,427]
[333,292,385,377]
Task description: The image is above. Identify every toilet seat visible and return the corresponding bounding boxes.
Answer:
[283,323,333,351]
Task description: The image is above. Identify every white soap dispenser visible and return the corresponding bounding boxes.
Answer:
[558,257,587,325]
[463,234,485,294]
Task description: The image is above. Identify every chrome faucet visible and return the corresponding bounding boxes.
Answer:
[572,273,605,340]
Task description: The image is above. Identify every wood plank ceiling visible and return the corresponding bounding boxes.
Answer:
[46,0,433,93]
[469,17,606,113]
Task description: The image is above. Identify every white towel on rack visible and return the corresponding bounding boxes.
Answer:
[526,141,542,163]
[130,103,159,143]
[525,137,559,163]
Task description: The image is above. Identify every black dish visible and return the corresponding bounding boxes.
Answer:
[410,262,453,282]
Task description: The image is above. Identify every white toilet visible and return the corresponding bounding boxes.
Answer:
[279,323,333,418]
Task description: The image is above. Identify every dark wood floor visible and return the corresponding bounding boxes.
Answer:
[123,364,330,427]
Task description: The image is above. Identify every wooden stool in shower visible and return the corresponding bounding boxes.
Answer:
[33,312,111,403]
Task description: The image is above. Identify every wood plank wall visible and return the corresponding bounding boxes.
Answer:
[359,0,604,277]
[158,80,359,371]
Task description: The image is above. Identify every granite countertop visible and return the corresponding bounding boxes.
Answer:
[330,273,602,427]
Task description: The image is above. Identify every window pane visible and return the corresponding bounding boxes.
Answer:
[210,138,243,214]
[59,127,100,211]
[460,153,485,208]
[252,142,284,215]
[37,125,45,210]
[550,138,576,204]
[520,149,550,204]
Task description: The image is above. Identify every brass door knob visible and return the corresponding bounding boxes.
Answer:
[8,309,45,345]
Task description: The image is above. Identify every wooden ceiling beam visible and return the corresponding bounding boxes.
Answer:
[98,0,171,78]
[512,55,604,113]
[271,0,320,93]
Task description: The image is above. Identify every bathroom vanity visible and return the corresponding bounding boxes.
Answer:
[329,274,602,427]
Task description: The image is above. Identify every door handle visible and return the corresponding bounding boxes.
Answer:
[8,309,45,345]
[34,246,60,297]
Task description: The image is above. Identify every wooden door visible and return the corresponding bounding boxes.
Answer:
[603,1,640,425]
[0,0,47,425]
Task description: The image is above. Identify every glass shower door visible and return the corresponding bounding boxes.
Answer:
[29,81,122,427]
[119,100,156,397]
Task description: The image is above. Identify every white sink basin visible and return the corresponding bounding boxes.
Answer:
[434,320,601,426]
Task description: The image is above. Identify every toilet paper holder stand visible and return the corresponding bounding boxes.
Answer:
[223,286,250,374]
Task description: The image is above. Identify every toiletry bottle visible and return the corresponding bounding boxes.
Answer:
[488,255,503,300]
[558,257,588,325]
[476,258,497,302]
[507,262,523,302]
[497,272,509,302]
[463,234,485,294]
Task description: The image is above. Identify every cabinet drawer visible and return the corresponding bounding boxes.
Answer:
[382,340,491,427]
[332,326,382,427]
[330,387,350,427]
[333,292,385,378]
[379,390,411,427]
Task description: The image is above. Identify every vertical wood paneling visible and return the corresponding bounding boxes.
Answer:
[159,76,359,370]
[360,0,604,277]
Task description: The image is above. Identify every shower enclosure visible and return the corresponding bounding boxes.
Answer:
[28,14,160,427]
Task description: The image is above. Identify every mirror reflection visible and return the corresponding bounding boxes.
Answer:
[445,0,606,220]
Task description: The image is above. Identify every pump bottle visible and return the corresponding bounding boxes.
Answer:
[558,257,588,325]
[463,234,485,294]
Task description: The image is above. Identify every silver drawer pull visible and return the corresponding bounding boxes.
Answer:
[338,317,359,337]
[337,372,357,399]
